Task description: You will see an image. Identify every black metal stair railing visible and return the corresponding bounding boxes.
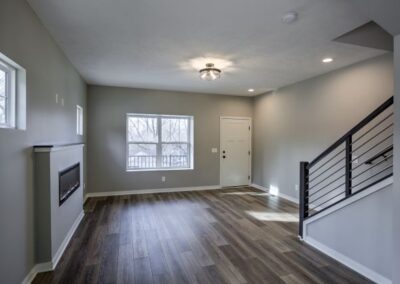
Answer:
[299,97,394,238]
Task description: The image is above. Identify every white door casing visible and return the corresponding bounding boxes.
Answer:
[220,117,251,187]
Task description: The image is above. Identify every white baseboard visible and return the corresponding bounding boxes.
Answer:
[250,183,267,191]
[21,269,36,284]
[304,236,391,284]
[251,183,299,204]
[52,210,85,269]
[34,262,53,273]
[21,211,85,284]
[21,269,35,284]
[85,185,222,200]
[21,262,52,284]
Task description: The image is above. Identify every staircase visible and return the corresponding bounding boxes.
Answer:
[298,96,394,282]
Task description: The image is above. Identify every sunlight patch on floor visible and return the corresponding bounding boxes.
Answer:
[269,185,279,196]
[221,191,269,196]
[246,210,298,222]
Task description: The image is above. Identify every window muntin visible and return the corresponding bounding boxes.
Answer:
[127,114,193,171]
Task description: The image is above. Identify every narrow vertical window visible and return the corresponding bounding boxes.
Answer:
[76,105,83,135]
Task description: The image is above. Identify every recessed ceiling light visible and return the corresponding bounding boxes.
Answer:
[248,89,255,93]
[322,58,333,63]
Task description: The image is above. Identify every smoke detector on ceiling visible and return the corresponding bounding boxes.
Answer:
[282,12,298,24]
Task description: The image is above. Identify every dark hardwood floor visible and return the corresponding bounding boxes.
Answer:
[33,187,371,284]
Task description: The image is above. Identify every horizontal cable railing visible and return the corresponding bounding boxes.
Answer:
[128,155,188,169]
[299,96,394,238]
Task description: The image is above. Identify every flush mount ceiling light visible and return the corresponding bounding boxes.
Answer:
[248,89,255,93]
[199,63,221,81]
[322,57,333,63]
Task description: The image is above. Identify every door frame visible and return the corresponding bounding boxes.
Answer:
[219,116,252,187]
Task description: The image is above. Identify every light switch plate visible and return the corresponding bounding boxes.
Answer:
[161,176,166,182]
[211,148,218,153]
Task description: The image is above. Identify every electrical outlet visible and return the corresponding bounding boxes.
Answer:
[55,94,59,104]
[161,176,166,182]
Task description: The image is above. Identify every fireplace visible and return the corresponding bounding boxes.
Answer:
[59,163,80,206]
[34,144,84,265]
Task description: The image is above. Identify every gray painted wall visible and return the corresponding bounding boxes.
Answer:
[87,86,253,193]
[253,54,394,200]
[393,35,400,284]
[306,183,393,281]
[0,0,86,283]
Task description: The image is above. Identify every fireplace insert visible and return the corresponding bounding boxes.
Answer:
[59,163,80,206]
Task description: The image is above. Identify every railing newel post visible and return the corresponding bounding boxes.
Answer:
[299,161,309,239]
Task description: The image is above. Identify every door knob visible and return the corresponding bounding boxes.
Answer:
[223,155,226,159]
[223,150,226,154]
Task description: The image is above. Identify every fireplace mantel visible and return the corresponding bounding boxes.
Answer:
[33,143,84,153]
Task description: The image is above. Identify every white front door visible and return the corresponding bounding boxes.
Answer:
[220,117,251,187]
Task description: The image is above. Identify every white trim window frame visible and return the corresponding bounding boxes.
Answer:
[0,59,16,129]
[126,114,194,171]
[76,105,83,136]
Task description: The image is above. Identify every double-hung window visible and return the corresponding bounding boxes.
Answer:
[127,114,194,171]
[0,59,16,128]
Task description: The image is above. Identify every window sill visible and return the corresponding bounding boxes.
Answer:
[0,125,18,130]
[126,167,194,173]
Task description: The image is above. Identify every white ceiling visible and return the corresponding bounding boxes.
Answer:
[27,0,387,96]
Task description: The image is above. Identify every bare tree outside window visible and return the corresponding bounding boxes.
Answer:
[0,53,26,130]
[0,69,6,125]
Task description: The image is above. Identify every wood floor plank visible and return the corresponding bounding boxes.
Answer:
[98,233,119,284]
[33,187,372,284]
[117,243,134,284]
[159,238,191,283]
[79,264,99,284]
[134,257,153,284]
[144,229,170,277]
